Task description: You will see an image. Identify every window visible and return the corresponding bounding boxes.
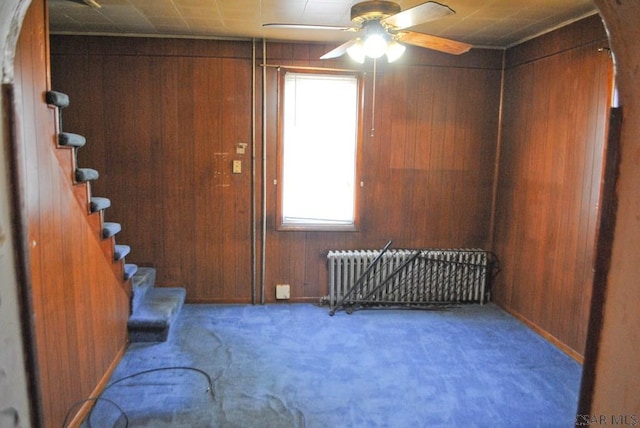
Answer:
[277,70,362,231]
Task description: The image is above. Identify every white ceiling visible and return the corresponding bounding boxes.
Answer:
[48,0,598,49]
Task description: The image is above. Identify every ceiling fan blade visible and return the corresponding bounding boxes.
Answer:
[263,23,353,31]
[320,39,360,60]
[382,1,454,30]
[396,31,472,55]
[82,0,101,8]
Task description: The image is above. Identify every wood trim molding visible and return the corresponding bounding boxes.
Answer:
[495,302,584,364]
[64,343,129,428]
[3,80,42,428]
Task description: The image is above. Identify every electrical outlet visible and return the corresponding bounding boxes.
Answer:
[232,160,242,174]
[275,284,290,300]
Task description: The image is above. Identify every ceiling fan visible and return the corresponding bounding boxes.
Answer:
[264,1,472,63]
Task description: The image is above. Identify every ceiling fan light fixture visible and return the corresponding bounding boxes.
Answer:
[385,39,406,63]
[347,35,406,63]
[347,40,366,63]
[364,33,388,58]
[361,20,389,59]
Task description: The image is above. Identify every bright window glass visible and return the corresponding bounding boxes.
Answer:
[280,72,360,229]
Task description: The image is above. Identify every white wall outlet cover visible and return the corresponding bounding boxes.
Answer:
[275,284,290,300]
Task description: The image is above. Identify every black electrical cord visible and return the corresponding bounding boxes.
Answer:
[62,366,215,428]
[104,366,215,398]
[61,397,128,428]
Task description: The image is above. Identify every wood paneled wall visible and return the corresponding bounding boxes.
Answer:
[14,1,130,426]
[493,15,612,358]
[262,44,502,302]
[50,36,502,303]
[51,37,256,303]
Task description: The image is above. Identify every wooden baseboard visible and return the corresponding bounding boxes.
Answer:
[495,303,584,364]
[65,341,129,428]
[186,297,255,304]
[186,297,323,304]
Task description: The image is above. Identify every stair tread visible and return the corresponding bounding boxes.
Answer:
[113,244,131,261]
[90,197,111,212]
[132,267,156,289]
[45,90,69,108]
[128,288,186,325]
[102,222,121,239]
[59,132,86,148]
[76,168,99,182]
[123,263,138,280]
[131,267,157,314]
[128,287,186,342]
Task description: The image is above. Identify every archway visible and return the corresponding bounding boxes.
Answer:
[0,0,39,426]
[578,0,640,417]
[1,0,639,424]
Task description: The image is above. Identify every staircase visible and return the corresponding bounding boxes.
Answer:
[128,267,186,342]
[47,90,185,342]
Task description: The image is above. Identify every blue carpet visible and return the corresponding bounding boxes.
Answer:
[85,303,581,427]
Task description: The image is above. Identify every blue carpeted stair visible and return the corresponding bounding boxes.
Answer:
[113,244,130,261]
[123,264,138,281]
[75,167,99,183]
[90,196,111,213]
[58,132,86,148]
[102,222,121,239]
[127,267,186,343]
[45,90,69,108]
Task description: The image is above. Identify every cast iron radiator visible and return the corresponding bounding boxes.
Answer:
[323,241,500,315]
